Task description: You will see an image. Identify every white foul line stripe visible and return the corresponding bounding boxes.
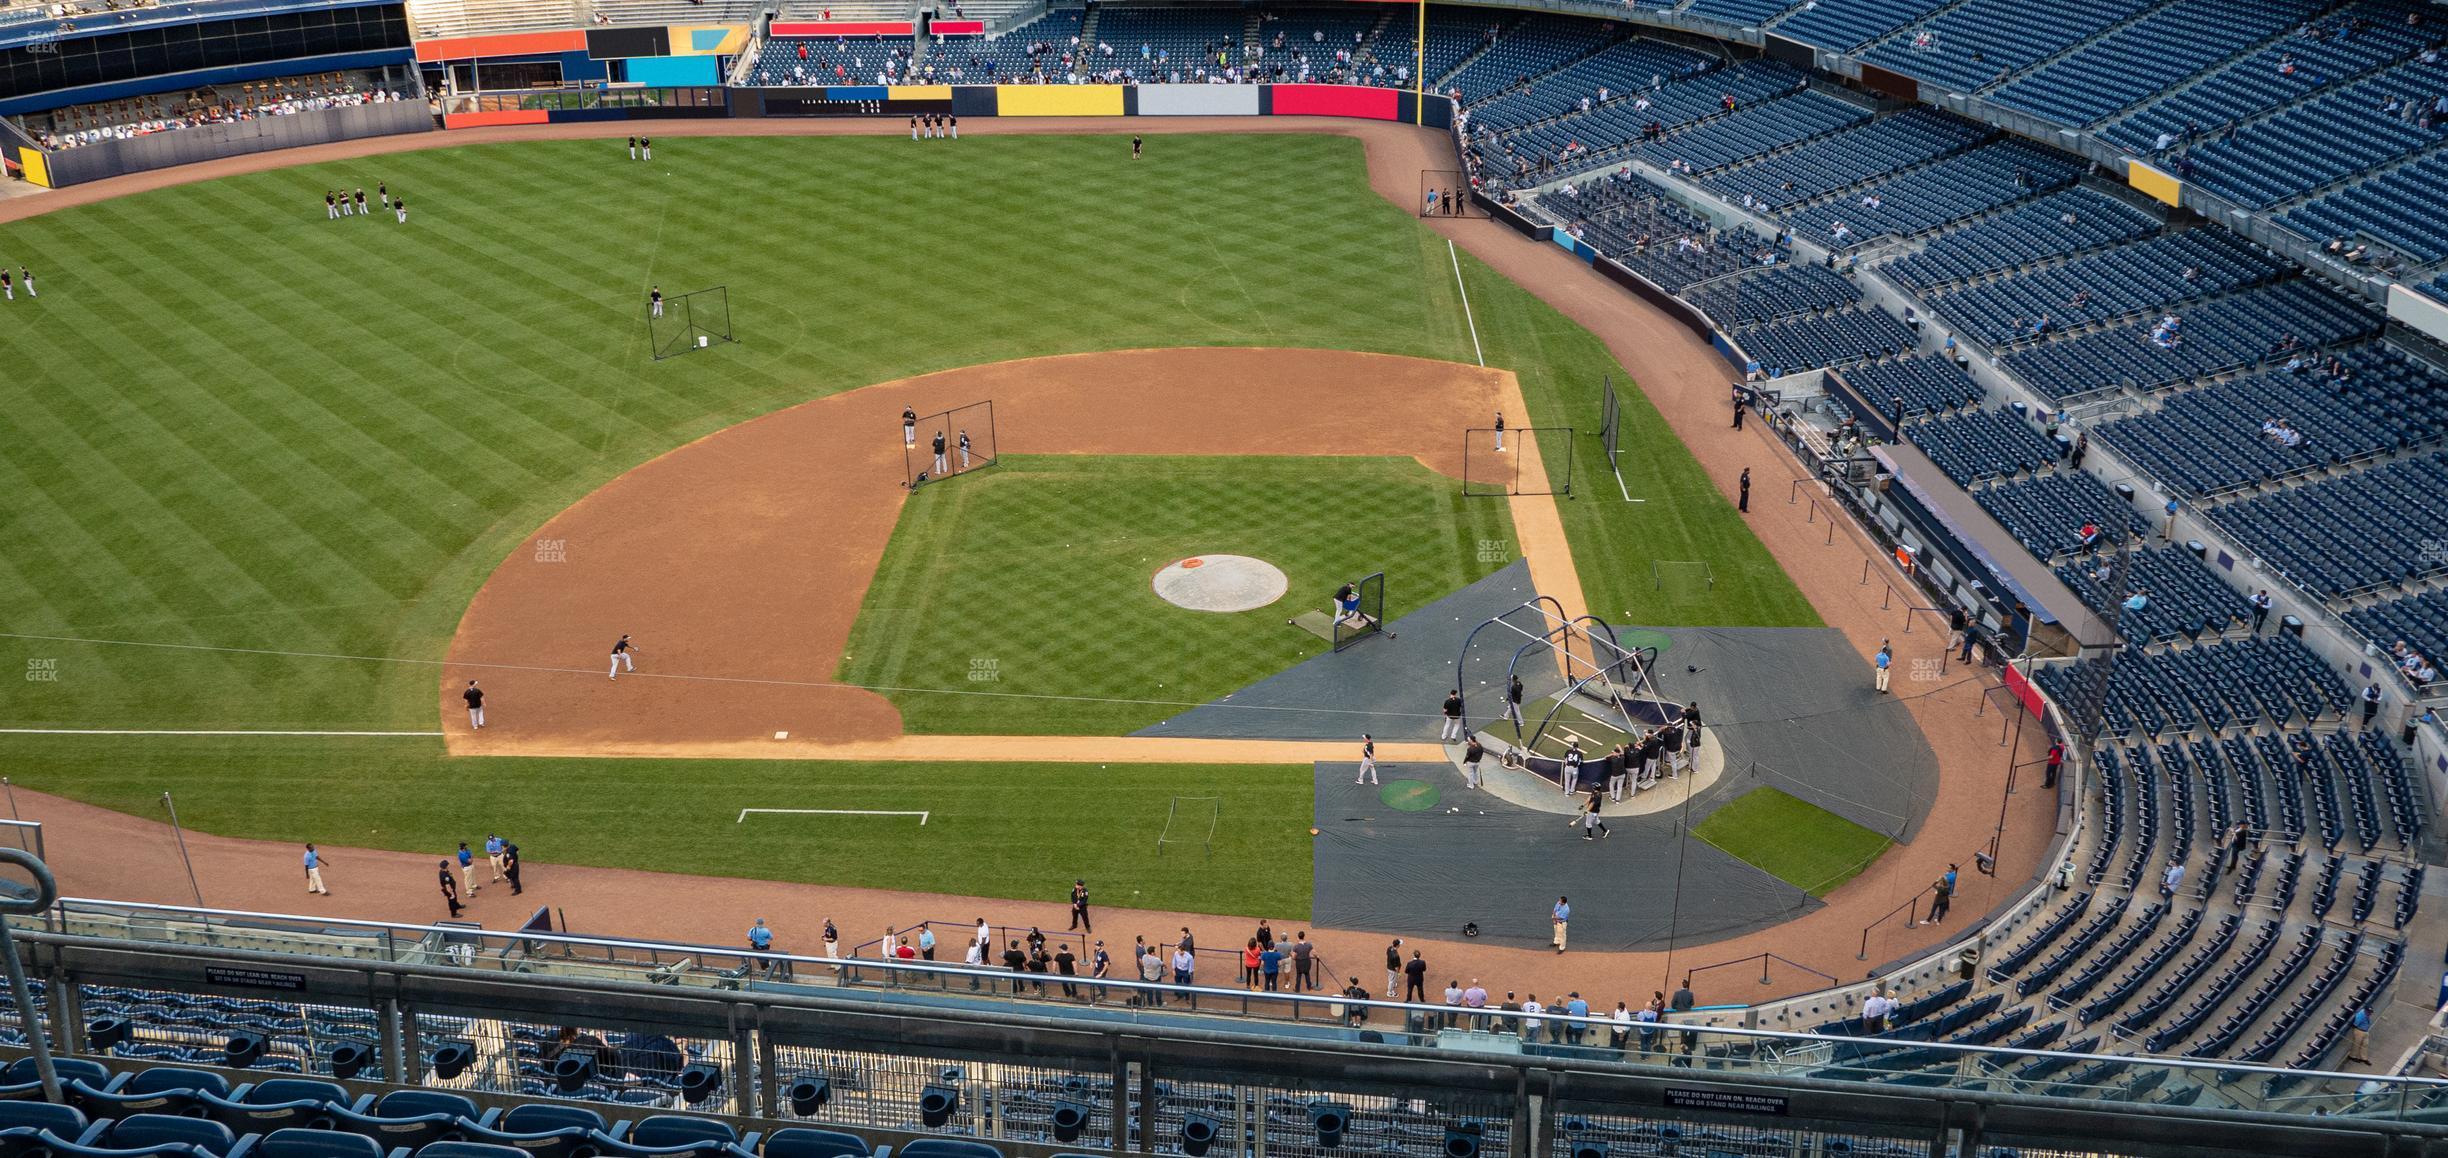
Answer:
[737,808,930,825]
[0,728,442,737]
[1449,239,1484,368]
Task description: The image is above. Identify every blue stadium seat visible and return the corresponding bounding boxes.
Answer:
[253,1128,389,1158]
[760,1130,872,1158]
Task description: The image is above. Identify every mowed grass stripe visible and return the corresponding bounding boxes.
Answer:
[842,455,1513,735]
[7,735,1316,918]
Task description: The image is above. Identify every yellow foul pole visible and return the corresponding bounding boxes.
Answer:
[1415,0,1427,124]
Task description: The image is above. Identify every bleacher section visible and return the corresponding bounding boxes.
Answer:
[1986,0,2327,127]
[1856,0,2161,96]
[1463,38,1719,130]
[1767,0,1950,54]
[751,35,918,85]
[2172,57,2448,210]
[2052,546,2253,645]
[1922,230,2286,347]
[404,0,573,40]
[2100,4,2434,157]
[1834,357,1986,419]
[1707,107,1988,212]
[2279,152,2448,267]
[1733,305,1918,376]
[1443,12,1620,104]
[1680,0,1803,26]
[2038,633,2351,736]
[1998,279,2381,403]
[2092,346,2448,498]
[1974,471,2138,561]
[1682,261,1860,326]
[936,9,1084,83]
[1476,60,1807,189]
[1903,407,2063,486]
[2209,452,2448,600]
[1093,7,1246,78]
[1877,188,2160,291]
[1537,171,1776,293]
[2347,592,2448,687]
[1783,139,2080,251]
[1642,87,1868,174]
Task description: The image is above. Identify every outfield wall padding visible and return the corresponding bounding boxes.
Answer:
[1595,257,1713,340]
[626,55,720,86]
[995,85,1125,116]
[1268,84,1400,119]
[1477,193,1552,241]
[416,30,587,62]
[1134,85,1261,116]
[38,98,432,187]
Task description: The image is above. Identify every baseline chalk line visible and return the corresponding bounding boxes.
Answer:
[737,808,930,825]
[0,728,443,737]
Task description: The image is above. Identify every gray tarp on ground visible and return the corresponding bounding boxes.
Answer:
[1309,627,1942,953]
[1136,559,1544,742]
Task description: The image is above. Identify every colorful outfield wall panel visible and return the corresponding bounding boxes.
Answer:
[439,84,1450,126]
[995,86,1126,117]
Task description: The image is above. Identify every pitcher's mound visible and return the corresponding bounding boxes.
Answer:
[1154,555,1288,612]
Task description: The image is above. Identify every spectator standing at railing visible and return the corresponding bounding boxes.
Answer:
[1464,980,1490,1030]
[1671,979,1697,1054]
[1442,980,1463,1028]
[962,936,983,990]
[1260,941,1283,992]
[1137,943,1165,1005]
[1291,930,1315,991]
[1173,944,1198,1008]
[917,925,935,960]
[1055,943,1078,998]
[1404,949,1429,1004]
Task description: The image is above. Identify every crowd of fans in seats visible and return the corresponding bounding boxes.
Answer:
[33,85,407,150]
[2389,641,2439,689]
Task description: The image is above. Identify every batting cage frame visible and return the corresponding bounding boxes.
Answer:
[902,399,1000,490]
[648,285,736,361]
[1463,426,1574,498]
[1334,570,1388,652]
[1417,170,1482,219]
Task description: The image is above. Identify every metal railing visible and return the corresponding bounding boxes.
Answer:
[23,908,2448,1139]
[32,892,2448,1125]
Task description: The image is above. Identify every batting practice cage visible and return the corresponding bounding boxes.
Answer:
[903,399,1000,490]
[1599,377,1624,474]
[1336,570,1387,651]
[1417,170,1481,218]
[1463,426,1574,497]
[1453,598,1670,782]
[648,286,736,361]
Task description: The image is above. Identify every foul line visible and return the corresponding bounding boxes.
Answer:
[737,808,929,825]
[1449,239,1484,367]
[0,728,441,738]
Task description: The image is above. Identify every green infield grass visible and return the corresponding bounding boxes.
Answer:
[842,454,1513,734]
[1691,787,1893,897]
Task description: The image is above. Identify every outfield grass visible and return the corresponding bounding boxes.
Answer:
[8,736,1314,917]
[1691,787,1893,897]
[842,455,1512,734]
[0,131,1814,893]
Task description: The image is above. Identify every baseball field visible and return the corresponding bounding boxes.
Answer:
[0,129,1816,916]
